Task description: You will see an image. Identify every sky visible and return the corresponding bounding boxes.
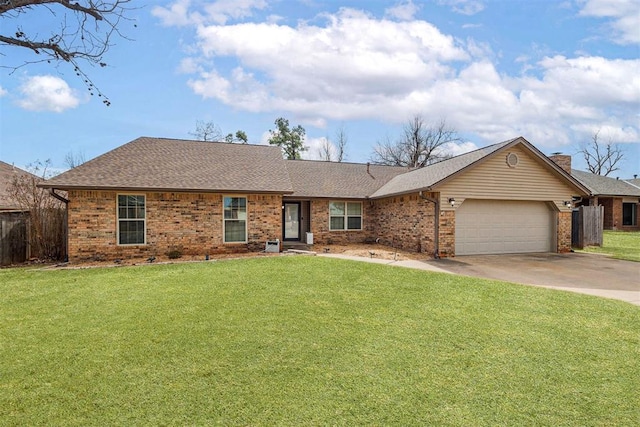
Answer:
[1,0,639,179]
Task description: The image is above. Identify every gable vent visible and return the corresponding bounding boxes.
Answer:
[506,153,519,168]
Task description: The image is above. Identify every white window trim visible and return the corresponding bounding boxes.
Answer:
[329,201,363,231]
[223,195,248,243]
[116,193,147,246]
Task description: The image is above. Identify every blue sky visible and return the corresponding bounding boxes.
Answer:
[1,0,639,178]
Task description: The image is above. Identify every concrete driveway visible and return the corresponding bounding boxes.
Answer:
[427,253,640,306]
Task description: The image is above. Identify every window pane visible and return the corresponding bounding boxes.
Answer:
[623,203,636,226]
[119,220,145,244]
[225,220,246,242]
[330,216,344,230]
[118,195,145,219]
[347,202,361,215]
[224,197,246,220]
[347,216,362,230]
[329,202,345,216]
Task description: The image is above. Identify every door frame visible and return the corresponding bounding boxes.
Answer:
[282,201,301,241]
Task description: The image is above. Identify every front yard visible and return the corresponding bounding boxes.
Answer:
[579,230,640,262]
[1,257,638,425]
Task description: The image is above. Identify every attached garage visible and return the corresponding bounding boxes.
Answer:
[455,199,555,255]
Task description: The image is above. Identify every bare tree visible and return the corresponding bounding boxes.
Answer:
[371,117,460,168]
[190,121,248,143]
[1,1,134,105]
[64,150,86,169]
[335,124,348,162]
[317,126,348,162]
[190,120,223,142]
[579,130,625,176]
[8,160,66,260]
[318,138,333,161]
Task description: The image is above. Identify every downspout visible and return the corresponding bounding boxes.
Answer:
[49,188,69,204]
[49,189,69,262]
[419,191,440,259]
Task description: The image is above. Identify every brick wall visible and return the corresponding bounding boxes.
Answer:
[601,198,614,229]
[548,154,572,174]
[438,210,456,257]
[557,211,572,252]
[371,192,437,254]
[67,190,282,262]
[309,199,374,245]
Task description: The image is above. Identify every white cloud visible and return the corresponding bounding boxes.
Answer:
[0,86,7,97]
[164,5,638,152]
[302,136,335,160]
[153,0,267,26]
[385,1,420,21]
[578,0,640,44]
[188,8,468,121]
[438,0,485,15]
[152,0,199,26]
[17,75,80,112]
[203,0,268,25]
[437,141,479,157]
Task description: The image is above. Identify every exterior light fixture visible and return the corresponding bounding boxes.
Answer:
[448,198,455,207]
[564,201,571,208]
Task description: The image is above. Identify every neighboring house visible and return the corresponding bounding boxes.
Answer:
[0,161,36,265]
[39,136,590,262]
[0,160,33,212]
[569,169,640,231]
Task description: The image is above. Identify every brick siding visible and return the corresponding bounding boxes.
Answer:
[557,211,572,252]
[67,190,281,262]
[371,193,437,254]
[309,199,374,245]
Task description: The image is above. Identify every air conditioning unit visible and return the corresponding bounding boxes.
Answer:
[265,239,280,253]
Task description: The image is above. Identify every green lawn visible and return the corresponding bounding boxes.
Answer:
[580,230,640,262]
[1,257,638,426]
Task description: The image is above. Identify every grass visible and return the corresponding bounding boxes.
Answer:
[580,230,640,262]
[1,257,638,426]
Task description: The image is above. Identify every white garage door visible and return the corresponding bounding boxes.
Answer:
[455,199,554,255]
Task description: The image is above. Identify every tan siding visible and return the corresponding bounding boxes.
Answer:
[437,146,576,211]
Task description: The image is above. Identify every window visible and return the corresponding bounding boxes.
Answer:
[622,203,637,226]
[329,201,362,230]
[118,195,145,245]
[224,196,247,242]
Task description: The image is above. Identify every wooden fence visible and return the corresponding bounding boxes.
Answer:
[572,205,604,249]
[0,212,29,266]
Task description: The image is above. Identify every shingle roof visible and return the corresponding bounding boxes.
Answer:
[41,137,294,194]
[370,138,518,198]
[625,179,640,189]
[571,169,640,197]
[285,160,406,198]
[0,160,37,210]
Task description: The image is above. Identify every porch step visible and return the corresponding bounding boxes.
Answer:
[282,242,312,251]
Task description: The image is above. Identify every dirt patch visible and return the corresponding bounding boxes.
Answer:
[34,243,429,270]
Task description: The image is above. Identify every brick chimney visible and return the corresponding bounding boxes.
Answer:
[549,153,572,174]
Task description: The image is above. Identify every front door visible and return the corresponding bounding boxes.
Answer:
[283,202,300,241]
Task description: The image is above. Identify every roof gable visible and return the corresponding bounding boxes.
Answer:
[371,137,589,198]
[41,137,294,194]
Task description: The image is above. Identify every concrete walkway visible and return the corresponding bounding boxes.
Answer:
[318,252,640,306]
[318,253,452,274]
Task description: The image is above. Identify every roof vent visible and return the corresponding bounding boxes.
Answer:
[506,153,519,168]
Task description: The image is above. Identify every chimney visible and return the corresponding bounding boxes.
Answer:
[549,153,572,174]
